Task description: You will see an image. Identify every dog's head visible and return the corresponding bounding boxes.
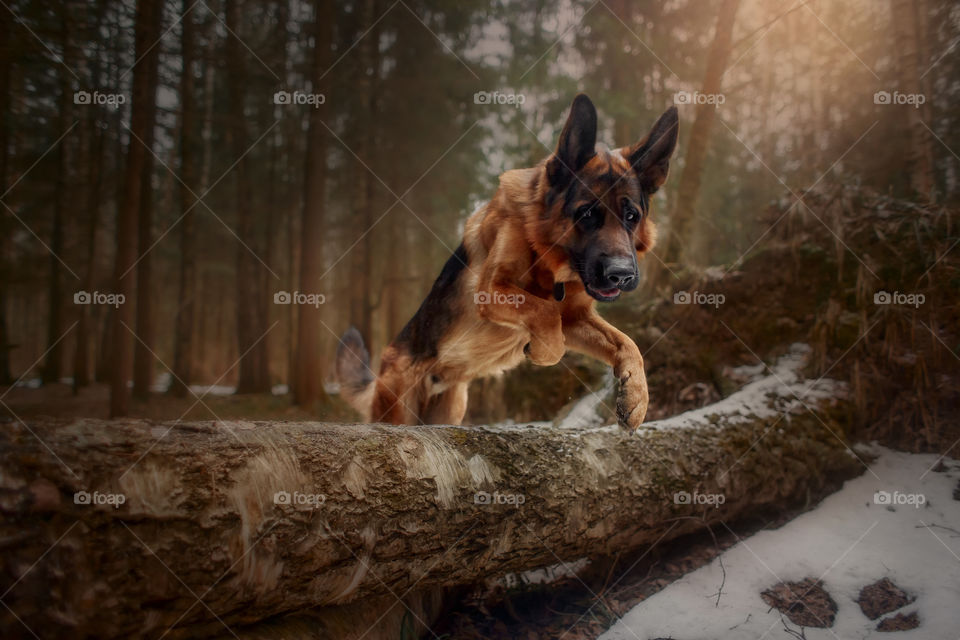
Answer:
[542,94,678,302]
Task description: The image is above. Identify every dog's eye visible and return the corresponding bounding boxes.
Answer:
[622,201,642,224]
[577,205,594,220]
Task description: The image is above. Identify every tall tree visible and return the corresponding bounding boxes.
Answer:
[294,0,333,409]
[348,0,380,353]
[109,0,162,417]
[661,0,742,266]
[226,0,271,393]
[169,0,199,397]
[132,0,164,399]
[0,4,12,385]
[41,5,74,384]
[73,0,109,391]
[890,0,935,199]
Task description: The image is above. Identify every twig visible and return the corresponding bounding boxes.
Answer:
[916,523,960,537]
[664,515,728,606]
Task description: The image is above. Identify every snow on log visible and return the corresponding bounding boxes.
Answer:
[0,346,863,639]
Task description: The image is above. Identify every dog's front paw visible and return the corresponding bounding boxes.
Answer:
[525,323,565,366]
[615,361,649,432]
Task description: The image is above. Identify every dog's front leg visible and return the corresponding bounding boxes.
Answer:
[476,230,565,366]
[562,310,648,431]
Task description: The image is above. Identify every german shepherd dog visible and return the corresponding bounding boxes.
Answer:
[337,94,678,430]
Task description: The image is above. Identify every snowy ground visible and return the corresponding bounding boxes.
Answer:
[600,446,960,640]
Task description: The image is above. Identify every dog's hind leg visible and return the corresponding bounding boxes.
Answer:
[423,382,469,425]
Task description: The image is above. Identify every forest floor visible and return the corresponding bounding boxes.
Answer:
[598,447,960,640]
[437,447,960,640]
[0,380,358,423]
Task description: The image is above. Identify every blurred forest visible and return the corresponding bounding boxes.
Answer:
[1,0,958,422]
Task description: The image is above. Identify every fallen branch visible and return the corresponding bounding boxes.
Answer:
[0,347,862,638]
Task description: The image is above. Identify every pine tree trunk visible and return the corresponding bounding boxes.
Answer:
[169,0,199,398]
[73,100,105,390]
[350,0,379,351]
[0,2,12,384]
[890,0,935,199]
[662,0,742,266]
[42,8,74,385]
[227,0,271,394]
[109,0,162,416]
[132,1,162,399]
[294,0,333,409]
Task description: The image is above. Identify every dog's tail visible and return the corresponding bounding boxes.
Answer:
[336,327,375,420]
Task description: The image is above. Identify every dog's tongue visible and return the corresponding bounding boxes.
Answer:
[594,286,619,297]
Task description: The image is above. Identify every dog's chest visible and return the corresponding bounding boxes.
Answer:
[436,318,531,381]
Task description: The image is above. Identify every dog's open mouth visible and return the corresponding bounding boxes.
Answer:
[587,285,621,301]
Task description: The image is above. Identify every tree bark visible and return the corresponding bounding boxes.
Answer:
[0,362,860,639]
[132,0,164,400]
[169,0,199,398]
[889,0,935,199]
[662,0,742,266]
[109,0,162,416]
[294,0,333,409]
[0,2,12,384]
[349,0,379,351]
[73,0,110,392]
[226,0,271,394]
[73,96,105,390]
[41,6,74,384]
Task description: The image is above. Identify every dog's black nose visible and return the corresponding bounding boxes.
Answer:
[602,257,638,290]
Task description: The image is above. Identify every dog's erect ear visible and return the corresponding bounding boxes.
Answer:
[546,94,597,188]
[625,106,679,190]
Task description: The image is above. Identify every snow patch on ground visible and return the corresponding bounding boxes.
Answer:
[599,446,960,640]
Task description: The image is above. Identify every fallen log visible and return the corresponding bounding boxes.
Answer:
[0,346,863,639]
